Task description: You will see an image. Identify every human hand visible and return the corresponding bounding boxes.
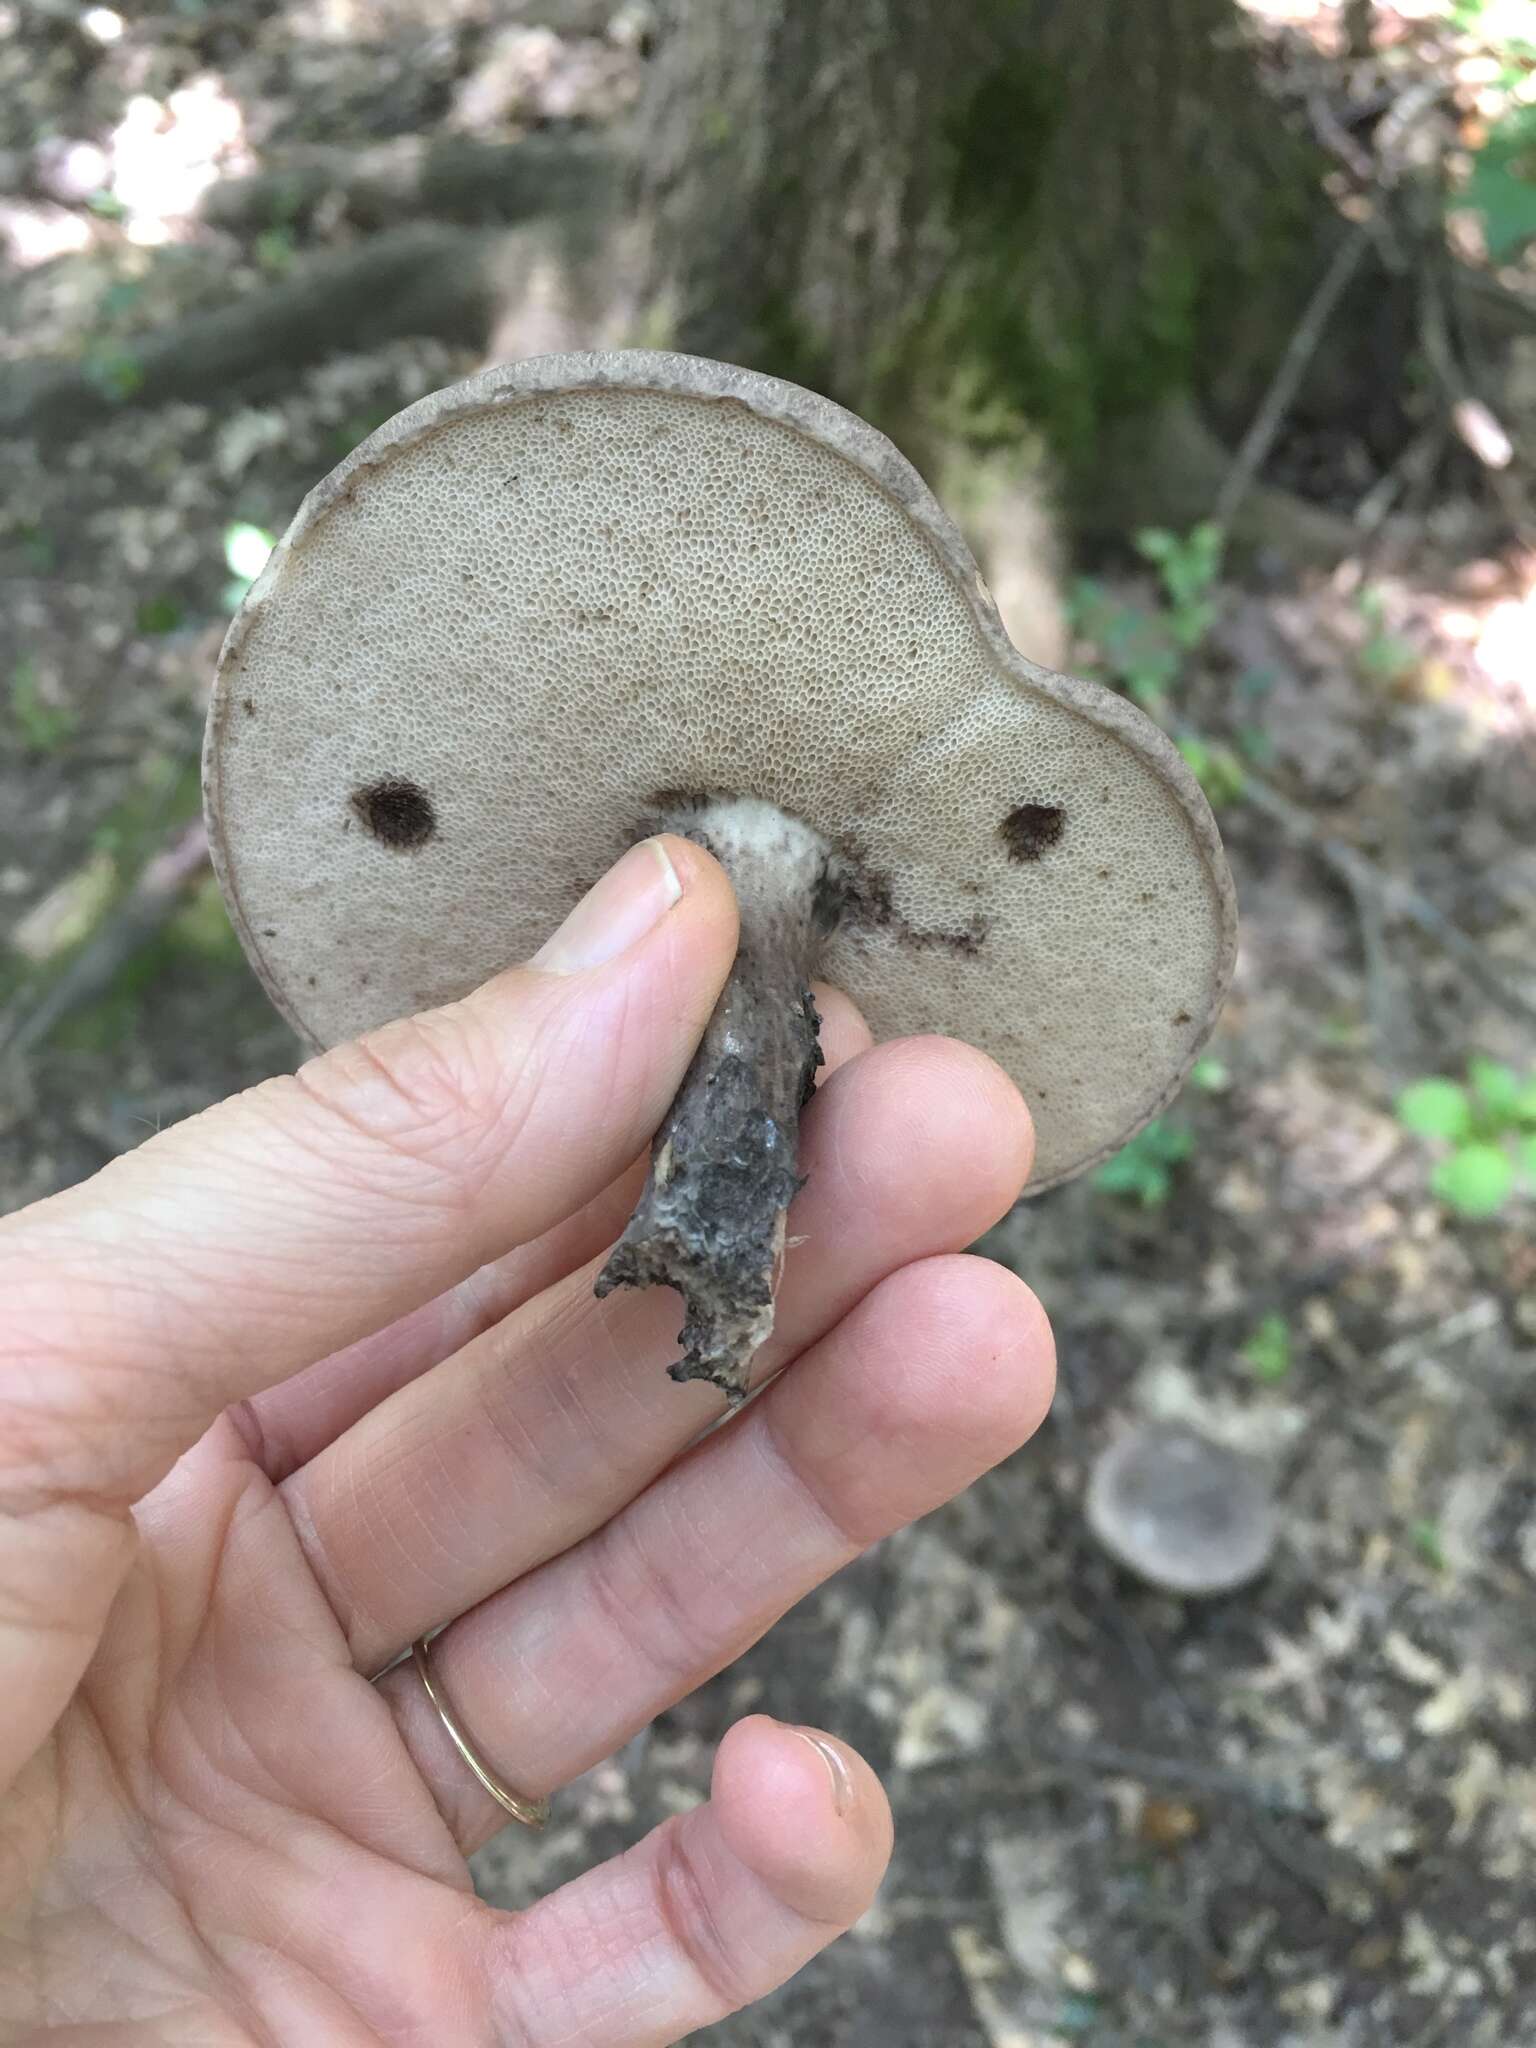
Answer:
[0,836,1054,2045]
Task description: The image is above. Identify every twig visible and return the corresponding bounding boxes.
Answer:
[1214,227,1372,537]
[1234,770,1536,1034]
[1214,77,1442,537]
[0,819,211,1064]
[1351,417,1446,534]
[1034,1738,1311,1815]
[1419,261,1535,544]
[1337,848,1419,1076]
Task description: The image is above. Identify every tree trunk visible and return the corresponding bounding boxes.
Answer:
[634,0,1355,547]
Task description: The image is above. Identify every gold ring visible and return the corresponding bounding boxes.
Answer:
[411,1636,550,1830]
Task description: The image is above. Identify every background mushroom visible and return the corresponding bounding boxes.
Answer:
[204,349,1237,1400]
[1085,1422,1278,1596]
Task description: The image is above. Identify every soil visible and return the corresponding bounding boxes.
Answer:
[4,5,1536,2043]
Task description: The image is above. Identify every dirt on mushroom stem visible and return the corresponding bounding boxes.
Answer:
[595,795,840,1403]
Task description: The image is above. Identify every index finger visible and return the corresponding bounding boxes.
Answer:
[0,838,734,1790]
[1,838,735,1511]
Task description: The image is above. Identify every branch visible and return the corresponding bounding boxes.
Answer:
[1234,769,1536,1035]
[0,226,499,441]
[0,820,210,1064]
[1213,226,1372,535]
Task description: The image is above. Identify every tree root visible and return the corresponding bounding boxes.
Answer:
[1078,393,1362,565]
[0,226,500,440]
[201,133,612,237]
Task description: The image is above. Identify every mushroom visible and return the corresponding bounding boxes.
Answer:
[204,349,1237,1402]
[1085,1423,1277,1596]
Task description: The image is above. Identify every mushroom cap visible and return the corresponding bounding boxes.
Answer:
[204,350,1236,1190]
[1085,1423,1278,1596]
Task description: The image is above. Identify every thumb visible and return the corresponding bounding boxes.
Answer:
[0,835,736,1792]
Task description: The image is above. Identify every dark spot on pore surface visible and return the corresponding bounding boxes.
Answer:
[351,777,437,851]
[645,787,720,816]
[1001,802,1066,862]
[242,697,256,717]
[1174,1010,1192,1025]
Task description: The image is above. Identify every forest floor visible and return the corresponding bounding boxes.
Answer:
[4,5,1536,2045]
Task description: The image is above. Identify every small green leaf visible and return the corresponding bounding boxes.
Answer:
[1468,1055,1520,1124]
[1093,1118,1195,1207]
[1432,1143,1515,1218]
[10,657,77,754]
[81,345,144,401]
[1241,1312,1292,1383]
[1190,1054,1229,1092]
[1152,1121,1195,1163]
[1410,1519,1446,1572]
[1396,1078,1473,1142]
[255,225,297,274]
[1177,735,1245,809]
[1462,105,1536,261]
[18,522,56,572]
[1512,1080,1536,1127]
[135,594,184,635]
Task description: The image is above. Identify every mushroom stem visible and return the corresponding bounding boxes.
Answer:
[595,797,834,1403]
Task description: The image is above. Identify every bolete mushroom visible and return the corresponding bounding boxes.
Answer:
[1086,1423,1277,1596]
[204,349,1237,1401]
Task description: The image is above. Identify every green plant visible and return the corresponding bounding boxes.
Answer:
[1093,1117,1194,1207]
[1070,522,1223,721]
[10,658,77,753]
[136,594,184,635]
[1355,586,1417,686]
[1410,1518,1447,1572]
[1464,104,1536,261]
[1068,578,1179,708]
[80,343,144,402]
[1175,733,1246,809]
[17,522,56,573]
[166,873,244,965]
[1189,1052,1230,1092]
[1240,1312,1292,1384]
[1136,521,1223,648]
[254,225,297,275]
[91,752,203,870]
[1395,1056,1536,1217]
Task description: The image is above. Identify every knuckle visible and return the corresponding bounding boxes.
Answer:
[582,1511,716,1701]
[652,1814,757,2014]
[289,1004,534,1203]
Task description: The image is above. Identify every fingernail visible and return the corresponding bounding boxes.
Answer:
[791,1728,855,1816]
[533,839,682,975]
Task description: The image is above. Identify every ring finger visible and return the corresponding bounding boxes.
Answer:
[377,1247,1054,1854]
[284,1035,1034,1675]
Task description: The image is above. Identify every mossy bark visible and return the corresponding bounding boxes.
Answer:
[635,0,1347,536]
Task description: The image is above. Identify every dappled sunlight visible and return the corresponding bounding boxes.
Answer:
[1415,554,1536,733]
[0,202,94,270]
[107,75,253,247]
[1468,567,1536,713]
[81,7,124,45]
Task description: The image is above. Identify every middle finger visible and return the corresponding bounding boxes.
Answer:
[282,1036,1033,1674]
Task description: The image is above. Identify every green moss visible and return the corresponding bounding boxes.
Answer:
[165,874,244,965]
[911,51,1317,481]
[752,288,835,403]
